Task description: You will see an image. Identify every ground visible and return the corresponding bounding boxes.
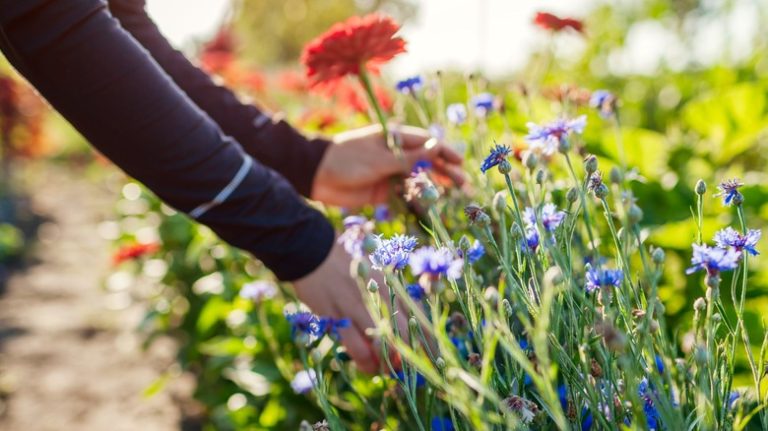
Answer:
[0,164,193,431]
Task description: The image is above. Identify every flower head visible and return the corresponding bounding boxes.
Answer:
[501,395,540,424]
[638,378,661,430]
[714,227,760,256]
[459,240,485,264]
[239,281,278,302]
[533,12,584,33]
[338,215,374,259]
[409,246,463,280]
[472,93,495,117]
[585,263,623,293]
[317,317,351,340]
[301,14,406,89]
[590,90,617,119]
[686,244,741,276]
[374,204,391,222]
[480,144,512,173]
[405,171,439,204]
[112,242,160,265]
[523,204,566,232]
[430,417,455,431]
[285,311,320,342]
[523,228,540,252]
[291,369,317,394]
[406,283,426,300]
[525,116,586,156]
[715,178,744,206]
[446,103,467,125]
[395,75,423,94]
[370,234,418,270]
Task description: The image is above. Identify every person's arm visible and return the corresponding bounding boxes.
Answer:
[0,0,332,281]
[106,0,328,198]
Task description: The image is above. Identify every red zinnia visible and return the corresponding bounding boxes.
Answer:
[112,242,160,265]
[301,14,407,89]
[533,12,584,34]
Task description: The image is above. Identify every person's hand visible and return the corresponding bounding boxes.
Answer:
[311,124,465,208]
[293,239,408,374]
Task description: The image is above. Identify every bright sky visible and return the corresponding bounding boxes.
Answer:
[145,0,760,77]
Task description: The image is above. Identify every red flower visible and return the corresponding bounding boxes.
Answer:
[113,242,160,265]
[301,14,407,89]
[533,12,584,34]
[277,70,308,93]
[200,26,237,74]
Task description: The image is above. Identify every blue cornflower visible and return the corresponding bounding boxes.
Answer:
[318,317,351,340]
[290,369,317,394]
[446,103,467,125]
[715,178,744,206]
[409,246,463,280]
[412,159,432,173]
[581,407,594,431]
[239,280,277,302]
[480,144,512,173]
[430,416,455,431]
[728,391,740,409]
[654,355,665,374]
[465,239,485,264]
[558,384,569,410]
[589,90,616,119]
[686,244,741,276]
[395,75,423,94]
[523,228,540,252]
[338,215,373,259]
[638,378,661,430]
[393,370,426,387]
[525,116,587,156]
[406,283,426,300]
[374,204,391,222]
[285,311,320,341]
[523,204,566,232]
[369,234,418,270]
[472,93,495,117]
[714,227,760,256]
[584,263,623,293]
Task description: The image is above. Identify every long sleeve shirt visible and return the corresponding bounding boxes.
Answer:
[0,0,335,281]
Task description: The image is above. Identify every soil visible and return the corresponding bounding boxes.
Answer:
[0,164,194,431]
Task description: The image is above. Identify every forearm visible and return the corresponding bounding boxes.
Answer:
[0,0,333,280]
[107,0,329,197]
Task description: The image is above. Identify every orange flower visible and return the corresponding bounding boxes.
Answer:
[277,70,308,93]
[533,12,584,34]
[301,14,406,89]
[113,242,160,265]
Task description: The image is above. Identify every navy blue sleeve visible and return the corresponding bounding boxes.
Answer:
[0,0,334,281]
[107,0,331,198]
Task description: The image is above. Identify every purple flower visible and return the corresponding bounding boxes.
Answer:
[686,244,741,276]
[285,311,320,341]
[728,391,740,409]
[406,283,426,300]
[715,178,744,206]
[409,246,463,280]
[338,215,374,259]
[239,280,277,302]
[446,103,467,125]
[374,204,391,222]
[525,116,586,156]
[471,92,495,117]
[290,369,317,394]
[714,227,760,256]
[370,234,418,270]
[318,317,351,340]
[589,90,616,119]
[584,263,623,293]
[395,75,423,94]
[480,144,512,173]
[638,378,661,430]
[462,239,485,264]
[523,228,540,252]
[523,204,566,232]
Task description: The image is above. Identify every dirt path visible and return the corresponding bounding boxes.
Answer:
[0,164,190,431]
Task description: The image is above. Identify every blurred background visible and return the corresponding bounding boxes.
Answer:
[1,0,766,430]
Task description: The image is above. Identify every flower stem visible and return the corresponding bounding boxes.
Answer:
[358,68,399,157]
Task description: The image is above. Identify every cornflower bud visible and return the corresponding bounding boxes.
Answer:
[510,222,523,240]
[609,167,622,185]
[695,179,707,195]
[566,187,579,204]
[409,317,419,332]
[584,155,598,175]
[354,260,370,279]
[493,191,507,215]
[627,204,643,225]
[465,204,491,228]
[502,299,513,318]
[651,248,665,265]
[594,184,609,199]
[367,279,379,293]
[436,357,446,370]
[458,235,471,252]
[693,297,706,312]
[362,234,378,254]
[498,158,512,174]
[535,169,546,185]
[523,152,538,171]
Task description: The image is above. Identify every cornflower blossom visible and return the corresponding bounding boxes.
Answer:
[584,263,623,293]
[523,204,566,232]
[337,215,374,259]
[523,228,540,252]
[406,283,426,300]
[480,144,512,173]
[395,75,423,94]
[525,116,586,156]
[715,178,744,206]
[501,395,539,424]
[472,93,494,117]
[239,281,278,302]
[638,378,661,430]
[285,311,320,343]
[409,246,463,280]
[714,227,760,256]
[446,103,467,125]
[374,204,391,222]
[430,417,455,431]
[458,239,485,264]
[291,369,317,394]
[728,391,740,409]
[686,244,741,276]
[317,317,351,340]
[369,234,418,270]
[589,90,617,119]
[412,159,432,173]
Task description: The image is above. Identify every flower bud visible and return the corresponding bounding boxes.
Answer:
[458,235,471,252]
[627,204,643,225]
[465,204,491,228]
[584,155,598,175]
[732,192,744,206]
[367,279,379,293]
[535,169,546,185]
[566,187,579,204]
[609,167,622,185]
[557,137,571,153]
[354,259,370,279]
[594,183,609,199]
[493,191,507,215]
[362,234,379,254]
[712,313,721,323]
[651,248,665,265]
[409,317,419,332]
[510,222,523,240]
[436,357,446,370]
[523,152,538,171]
[421,186,440,205]
[695,179,707,195]
[502,298,513,317]
[498,159,512,174]
[693,297,706,312]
